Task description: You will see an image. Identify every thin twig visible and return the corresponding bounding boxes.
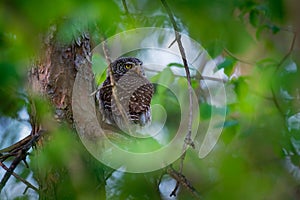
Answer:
[167,166,201,199]
[157,171,165,189]
[270,87,286,119]
[121,0,129,15]
[161,0,196,196]
[102,39,112,65]
[0,161,39,192]
[161,0,194,147]
[271,30,297,119]
[101,38,132,133]
[89,37,110,97]
[109,71,132,133]
[250,89,273,101]
[168,38,176,48]
[104,169,115,181]
[223,48,254,65]
[121,0,135,27]
[143,66,227,83]
[0,132,43,193]
[275,31,297,72]
[0,135,32,154]
[0,149,27,192]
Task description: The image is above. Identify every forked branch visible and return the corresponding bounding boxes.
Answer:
[0,131,43,193]
[167,166,201,199]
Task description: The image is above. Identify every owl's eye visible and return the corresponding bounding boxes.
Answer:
[125,64,133,69]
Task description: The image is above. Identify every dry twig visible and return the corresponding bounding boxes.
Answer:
[0,161,38,192]
[101,38,132,133]
[161,0,197,196]
[0,131,43,193]
[167,166,201,199]
[143,66,227,83]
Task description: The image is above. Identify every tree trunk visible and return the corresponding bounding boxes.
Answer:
[28,24,106,199]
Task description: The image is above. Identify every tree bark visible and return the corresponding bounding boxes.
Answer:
[28,24,106,199]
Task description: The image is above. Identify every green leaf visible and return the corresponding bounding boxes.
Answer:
[206,40,224,58]
[270,25,280,34]
[232,77,249,98]
[167,62,184,68]
[217,57,236,76]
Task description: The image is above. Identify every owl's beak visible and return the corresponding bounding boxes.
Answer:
[133,65,142,75]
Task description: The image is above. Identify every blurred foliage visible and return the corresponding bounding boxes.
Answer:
[217,57,237,76]
[1,0,300,199]
[29,128,106,199]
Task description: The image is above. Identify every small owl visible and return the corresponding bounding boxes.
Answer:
[96,57,154,131]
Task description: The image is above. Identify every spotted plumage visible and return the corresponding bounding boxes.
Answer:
[96,57,154,130]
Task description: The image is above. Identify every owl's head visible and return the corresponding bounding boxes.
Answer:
[109,57,145,77]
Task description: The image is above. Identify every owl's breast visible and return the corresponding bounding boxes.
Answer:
[97,70,154,129]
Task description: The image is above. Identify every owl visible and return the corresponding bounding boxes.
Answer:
[96,57,154,131]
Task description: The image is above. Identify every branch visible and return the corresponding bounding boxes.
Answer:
[101,37,132,133]
[271,30,297,119]
[0,131,43,193]
[102,39,112,65]
[121,0,129,15]
[121,0,135,27]
[161,0,195,146]
[143,66,227,83]
[0,151,26,192]
[223,48,254,65]
[0,135,32,155]
[0,161,39,193]
[90,38,111,97]
[108,66,133,133]
[167,166,201,199]
[276,30,297,72]
[161,0,196,196]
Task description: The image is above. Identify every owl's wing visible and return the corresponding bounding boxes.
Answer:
[129,83,154,125]
[97,79,114,124]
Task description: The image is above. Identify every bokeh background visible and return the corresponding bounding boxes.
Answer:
[1,0,300,199]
